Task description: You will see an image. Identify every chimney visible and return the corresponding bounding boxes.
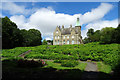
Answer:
[62,25,64,28]
[59,26,60,29]
[70,24,72,28]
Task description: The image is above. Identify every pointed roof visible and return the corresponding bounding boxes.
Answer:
[75,17,80,26]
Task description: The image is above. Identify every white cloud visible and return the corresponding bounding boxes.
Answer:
[10,7,81,38]
[9,3,116,40]
[80,3,113,25]
[45,37,52,41]
[2,2,37,15]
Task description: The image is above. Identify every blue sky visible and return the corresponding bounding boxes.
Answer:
[1,2,118,40]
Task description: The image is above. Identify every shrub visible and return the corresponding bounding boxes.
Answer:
[17,59,46,68]
[54,60,62,63]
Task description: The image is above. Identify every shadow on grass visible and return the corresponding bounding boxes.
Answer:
[2,59,120,80]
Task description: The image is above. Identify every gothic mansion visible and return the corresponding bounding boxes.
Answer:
[53,18,83,45]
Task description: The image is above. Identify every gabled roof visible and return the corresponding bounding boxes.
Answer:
[57,26,80,35]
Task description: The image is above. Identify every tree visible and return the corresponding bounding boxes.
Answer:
[112,24,120,43]
[42,39,47,45]
[47,40,53,45]
[2,16,23,49]
[100,27,115,44]
[21,29,42,46]
[92,30,101,42]
[87,28,94,42]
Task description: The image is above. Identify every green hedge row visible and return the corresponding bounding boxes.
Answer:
[2,42,120,69]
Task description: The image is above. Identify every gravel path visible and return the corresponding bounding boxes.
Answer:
[85,62,98,71]
[81,62,98,80]
[18,50,31,58]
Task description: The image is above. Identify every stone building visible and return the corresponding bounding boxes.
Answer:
[53,18,83,45]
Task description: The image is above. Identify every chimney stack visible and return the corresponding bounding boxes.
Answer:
[59,26,60,29]
[62,25,64,28]
[70,24,72,28]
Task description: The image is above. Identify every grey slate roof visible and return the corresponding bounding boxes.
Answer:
[58,26,80,35]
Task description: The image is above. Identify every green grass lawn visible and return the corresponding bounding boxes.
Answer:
[44,60,87,71]
[97,61,112,73]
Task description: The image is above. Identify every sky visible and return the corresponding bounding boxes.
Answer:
[1,2,118,40]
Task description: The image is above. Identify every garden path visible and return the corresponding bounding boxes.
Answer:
[18,50,31,58]
[81,61,98,80]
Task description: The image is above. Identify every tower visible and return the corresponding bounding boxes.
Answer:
[75,17,81,26]
[75,17,83,44]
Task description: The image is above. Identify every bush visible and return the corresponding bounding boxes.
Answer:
[54,60,62,63]
[17,59,46,68]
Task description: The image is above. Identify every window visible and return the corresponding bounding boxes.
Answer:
[55,36,57,39]
[72,40,74,44]
[58,40,59,44]
[72,35,74,38]
[67,40,69,44]
[56,30,58,33]
[67,35,69,39]
[63,36,65,39]
[63,40,65,44]
[55,40,57,45]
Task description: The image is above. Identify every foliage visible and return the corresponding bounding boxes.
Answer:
[83,25,120,44]
[2,16,42,49]
[2,42,120,70]
[21,29,42,46]
[42,39,47,45]
[100,27,115,44]
[61,60,79,67]
[97,62,112,73]
[2,16,23,49]
[17,59,46,68]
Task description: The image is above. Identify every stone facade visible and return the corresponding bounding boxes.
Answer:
[53,18,83,45]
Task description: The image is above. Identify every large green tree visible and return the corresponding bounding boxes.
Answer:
[21,29,42,46]
[100,27,115,44]
[2,16,42,48]
[112,24,120,43]
[2,16,23,49]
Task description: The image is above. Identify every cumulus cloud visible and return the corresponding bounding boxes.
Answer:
[10,7,81,38]
[45,37,52,41]
[80,3,113,25]
[9,2,117,40]
[2,2,37,15]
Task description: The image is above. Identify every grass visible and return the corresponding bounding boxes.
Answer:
[97,61,112,73]
[45,60,87,71]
